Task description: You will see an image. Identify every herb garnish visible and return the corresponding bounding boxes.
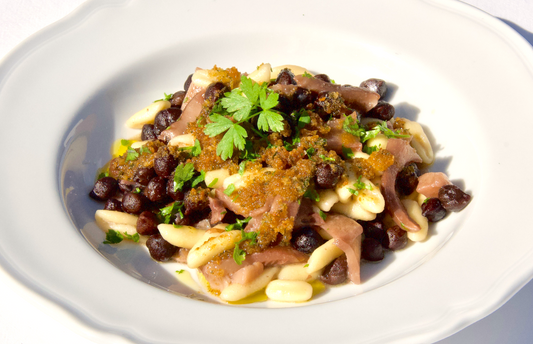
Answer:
[154,92,173,103]
[180,139,202,157]
[173,163,195,192]
[103,229,140,244]
[303,189,320,202]
[204,75,283,160]
[348,176,373,196]
[158,202,184,224]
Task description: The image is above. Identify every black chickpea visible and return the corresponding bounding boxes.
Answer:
[136,211,160,236]
[121,192,146,214]
[146,234,178,262]
[154,155,178,177]
[360,78,387,99]
[320,255,348,285]
[89,177,118,201]
[290,226,326,254]
[144,176,168,202]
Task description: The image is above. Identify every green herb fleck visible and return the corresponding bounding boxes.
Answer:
[303,71,313,78]
[180,139,202,157]
[224,183,236,196]
[125,147,139,161]
[226,217,251,231]
[158,202,184,224]
[207,178,219,188]
[191,170,206,187]
[103,229,139,244]
[173,163,195,192]
[154,92,174,102]
[204,75,283,160]
[176,269,185,274]
[341,146,355,159]
[303,189,320,202]
[320,154,335,162]
[238,161,247,176]
[319,210,327,221]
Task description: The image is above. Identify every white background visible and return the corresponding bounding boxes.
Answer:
[0,0,532,343]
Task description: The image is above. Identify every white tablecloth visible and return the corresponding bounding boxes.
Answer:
[0,1,532,343]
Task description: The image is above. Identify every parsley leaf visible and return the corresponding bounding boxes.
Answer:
[191,170,206,187]
[363,144,380,155]
[348,176,373,196]
[173,163,195,192]
[226,217,251,231]
[125,147,139,161]
[103,230,123,244]
[180,139,202,157]
[103,230,139,244]
[224,183,236,196]
[158,202,184,224]
[303,71,313,78]
[154,92,173,103]
[203,75,283,160]
[319,210,327,221]
[320,154,335,162]
[207,178,219,188]
[303,189,320,202]
[238,161,247,176]
[342,146,355,159]
[233,230,258,265]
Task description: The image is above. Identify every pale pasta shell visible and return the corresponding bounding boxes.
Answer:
[168,133,195,147]
[157,224,207,249]
[277,263,321,282]
[365,133,388,151]
[402,118,434,164]
[187,230,241,269]
[248,63,272,84]
[95,209,138,235]
[125,100,171,129]
[315,189,339,212]
[356,178,385,214]
[271,65,313,78]
[306,239,344,274]
[402,199,429,242]
[220,267,280,302]
[191,69,216,88]
[130,140,148,149]
[205,169,230,189]
[266,280,313,302]
[331,200,377,221]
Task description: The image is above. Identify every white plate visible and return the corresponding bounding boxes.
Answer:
[1,0,532,343]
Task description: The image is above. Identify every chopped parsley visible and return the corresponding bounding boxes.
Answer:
[348,176,373,196]
[233,230,258,265]
[224,183,236,196]
[225,217,251,231]
[303,189,320,202]
[341,146,355,159]
[207,178,219,188]
[238,161,247,176]
[125,146,139,161]
[191,170,206,187]
[343,116,410,143]
[363,144,380,155]
[173,163,195,192]
[204,75,283,160]
[154,92,173,102]
[302,71,313,78]
[319,210,327,221]
[180,139,202,157]
[320,154,335,162]
[103,229,139,244]
[158,202,184,224]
